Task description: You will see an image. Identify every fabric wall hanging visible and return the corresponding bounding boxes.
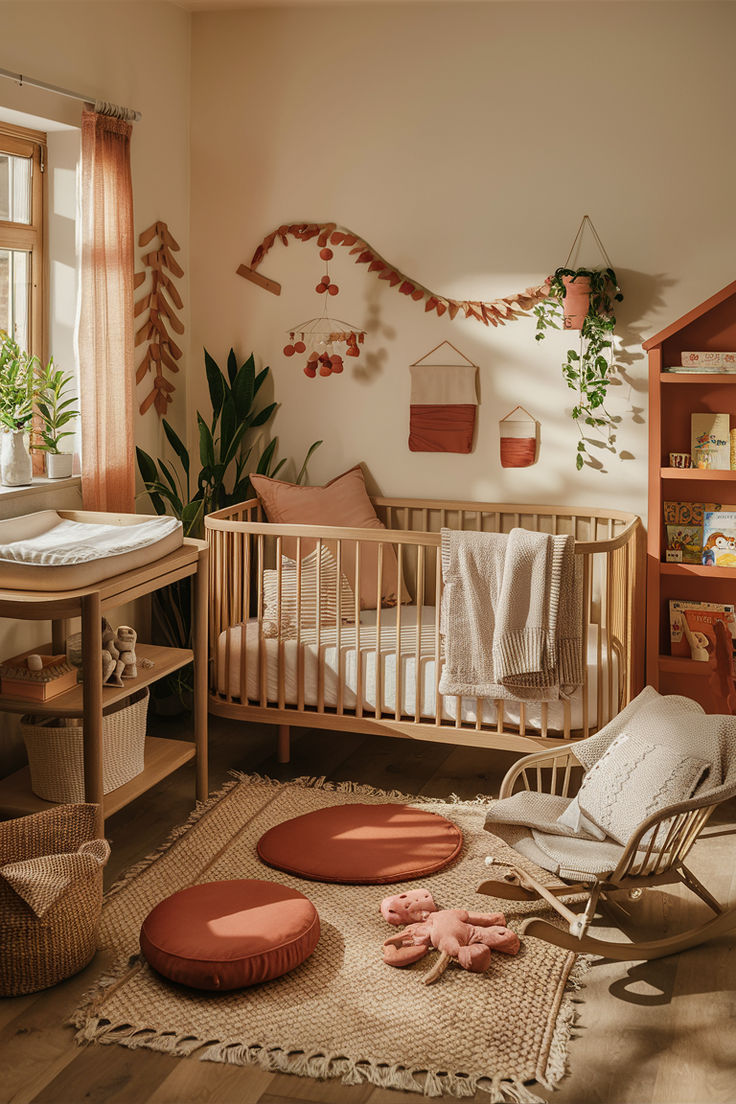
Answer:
[499,406,538,468]
[408,342,478,453]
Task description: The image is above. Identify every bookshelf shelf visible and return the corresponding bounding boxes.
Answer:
[645,277,736,711]
[661,468,736,480]
[661,373,736,385]
[657,655,711,677]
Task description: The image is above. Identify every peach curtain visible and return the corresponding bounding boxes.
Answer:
[78,109,135,512]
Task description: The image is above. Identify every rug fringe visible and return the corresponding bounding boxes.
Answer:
[228,770,496,810]
[70,1016,552,1101]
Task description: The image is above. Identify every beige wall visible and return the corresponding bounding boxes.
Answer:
[190,1,736,517]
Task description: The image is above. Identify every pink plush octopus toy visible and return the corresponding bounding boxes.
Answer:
[380,888,520,985]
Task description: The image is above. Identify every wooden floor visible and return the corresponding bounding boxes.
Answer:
[2,713,736,1104]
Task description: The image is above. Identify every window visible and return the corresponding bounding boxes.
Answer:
[0,122,45,359]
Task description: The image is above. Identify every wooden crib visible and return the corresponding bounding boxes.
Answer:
[206,497,644,760]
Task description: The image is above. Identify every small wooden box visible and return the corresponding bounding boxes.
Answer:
[0,649,78,701]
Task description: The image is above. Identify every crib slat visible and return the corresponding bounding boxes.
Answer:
[434,545,442,727]
[415,545,424,721]
[257,534,266,708]
[296,537,305,713]
[276,536,285,711]
[394,543,403,722]
[336,539,344,716]
[240,531,250,705]
[496,699,504,735]
[355,541,363,719]
[375,542,384,718]
[317,538,325,714]
[541,701,548,739]
[581,554,591,739]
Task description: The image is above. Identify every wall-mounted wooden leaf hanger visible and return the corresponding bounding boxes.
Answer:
[237,221,549,326]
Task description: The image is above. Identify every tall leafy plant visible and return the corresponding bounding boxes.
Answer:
[534,268,623,469]
[136,348,320,693]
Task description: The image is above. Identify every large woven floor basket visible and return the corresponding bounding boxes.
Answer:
[21,687,149,803]
[0,803,109,996]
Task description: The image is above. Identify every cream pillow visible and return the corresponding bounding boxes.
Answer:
[568,731,709,846]
[262,545,356,638]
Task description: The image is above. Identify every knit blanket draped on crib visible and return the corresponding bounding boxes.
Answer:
[438,527,583,702]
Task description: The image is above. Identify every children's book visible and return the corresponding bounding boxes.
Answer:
[669,599,736,658]
[683,607,736,662]
[666,524,703,564]
[702,510,736,566]
[691,413,731,468]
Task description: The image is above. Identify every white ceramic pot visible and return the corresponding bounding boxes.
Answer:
[46,452,73,479]
[1,429,32,486]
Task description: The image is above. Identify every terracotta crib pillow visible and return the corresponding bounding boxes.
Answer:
[249,464,408,610]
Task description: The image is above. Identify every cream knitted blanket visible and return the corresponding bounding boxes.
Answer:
[438,527,582,702]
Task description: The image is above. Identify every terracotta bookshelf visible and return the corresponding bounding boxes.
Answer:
[645,277,736,711]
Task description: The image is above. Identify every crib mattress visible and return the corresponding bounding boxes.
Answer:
[216,605,619,734]
[0,510,183,590]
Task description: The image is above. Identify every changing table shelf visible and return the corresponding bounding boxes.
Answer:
[0,535,209,833]
[0,643,191,715]
[0,736,196,819]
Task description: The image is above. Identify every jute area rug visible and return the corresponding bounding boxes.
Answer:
[72,775,587,1103]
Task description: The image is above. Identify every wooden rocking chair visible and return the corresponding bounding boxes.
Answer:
[478,626,736,960]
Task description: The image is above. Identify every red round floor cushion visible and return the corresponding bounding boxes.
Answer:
[257,803,463,884]
[139,879,320,990]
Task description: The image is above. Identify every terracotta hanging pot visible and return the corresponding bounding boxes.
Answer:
[561,274,591,330]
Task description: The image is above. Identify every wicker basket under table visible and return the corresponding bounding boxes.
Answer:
[21,687,149,804]
[0,803,109,996]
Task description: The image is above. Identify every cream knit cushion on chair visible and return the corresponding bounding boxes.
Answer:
[571,730,709,845]
[262,546,355,638]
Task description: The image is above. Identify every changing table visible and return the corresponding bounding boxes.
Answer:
[0,511,208,834]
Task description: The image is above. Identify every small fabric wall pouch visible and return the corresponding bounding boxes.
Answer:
[499,406,538,468]
[408,341,478,453]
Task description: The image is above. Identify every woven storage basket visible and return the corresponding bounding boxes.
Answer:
[21,687,149,803]
[0,803,109,996]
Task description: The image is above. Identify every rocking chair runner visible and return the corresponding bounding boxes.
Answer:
[478,663,736,960]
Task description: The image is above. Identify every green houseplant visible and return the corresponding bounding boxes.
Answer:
[534,267,623,470]
[136,347,320,701]
[35,360,80,478]
[0,330,39,486]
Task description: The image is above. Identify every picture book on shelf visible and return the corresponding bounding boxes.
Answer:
[666,525,702,563]
[683,606,736,662]
[669,599,736,658]
[691,412,731,469]
[702,510,736,566]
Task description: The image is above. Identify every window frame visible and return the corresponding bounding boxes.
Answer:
[0,120,47,364]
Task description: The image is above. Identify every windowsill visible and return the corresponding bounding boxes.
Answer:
[0,475,81,501]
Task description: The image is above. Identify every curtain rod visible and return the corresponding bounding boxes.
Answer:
[0,67,142,122]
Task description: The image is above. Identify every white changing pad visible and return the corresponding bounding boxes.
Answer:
[0,510,183,590]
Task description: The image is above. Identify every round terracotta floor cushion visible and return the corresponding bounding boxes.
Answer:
[140,879,320,990]
[257,803,463,883]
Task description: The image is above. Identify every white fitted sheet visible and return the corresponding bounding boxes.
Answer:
[216,605,619,734]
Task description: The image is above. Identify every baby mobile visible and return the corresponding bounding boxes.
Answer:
[282,244,366,378]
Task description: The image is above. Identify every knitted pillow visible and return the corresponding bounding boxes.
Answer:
[262,546,356,638]
[573,731,709,846]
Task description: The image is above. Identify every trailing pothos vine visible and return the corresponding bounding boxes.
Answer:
[534,267,623,470]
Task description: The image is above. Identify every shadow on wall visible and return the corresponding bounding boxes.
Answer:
[353,281,395,384]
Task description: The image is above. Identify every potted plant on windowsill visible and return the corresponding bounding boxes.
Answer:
[35,360,79,479]
[0,330,38,486]
[534,266,623,469]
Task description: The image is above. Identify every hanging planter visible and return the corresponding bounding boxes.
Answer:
[561,274,592,330]
[533,217,623,470]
